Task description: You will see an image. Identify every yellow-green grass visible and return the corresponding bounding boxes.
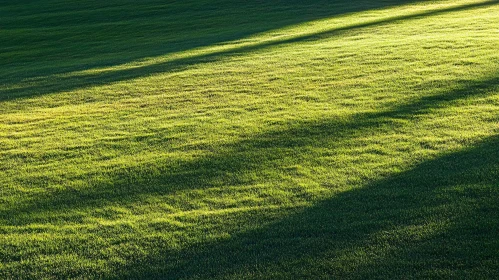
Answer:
[1,0,498,278]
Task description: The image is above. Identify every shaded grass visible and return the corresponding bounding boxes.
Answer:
[1,0,421,99]
[2,0,497,102]
[0,0,498,278]
[2,73,498,226]
[124,135,499,279]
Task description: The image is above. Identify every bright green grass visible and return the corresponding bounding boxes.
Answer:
[1,0,498,278]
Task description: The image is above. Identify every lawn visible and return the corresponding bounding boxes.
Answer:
[1,0,498,278]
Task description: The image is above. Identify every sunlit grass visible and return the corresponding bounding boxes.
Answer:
[1,0,498,278]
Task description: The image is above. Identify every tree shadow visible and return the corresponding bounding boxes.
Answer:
[1,0,421,96]
[123,134,498,279]
[1,59,497,279]
[3,0,496,102]
[2,71,497,226]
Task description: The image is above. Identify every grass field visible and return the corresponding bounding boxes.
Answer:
[1,0,498,278]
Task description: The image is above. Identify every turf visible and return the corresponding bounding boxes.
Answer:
[1,0,498,278]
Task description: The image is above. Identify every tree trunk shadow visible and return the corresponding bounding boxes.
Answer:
[2,73,497,226]
[122,134,499,279]
[1,0,424,99]
[4,0,494,102]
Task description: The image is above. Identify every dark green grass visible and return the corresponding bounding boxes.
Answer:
[3,74,498,224]
[3,0,496,103]
[124,135,499,279]
[0,0,419,101]
[1,0,498,279]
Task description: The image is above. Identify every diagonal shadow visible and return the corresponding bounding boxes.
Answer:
[2,0,497,102]
[1,0,422,96]
[2,71,497,226]
[122,134,498,279]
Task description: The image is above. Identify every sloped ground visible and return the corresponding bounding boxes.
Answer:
[1,0,498,278]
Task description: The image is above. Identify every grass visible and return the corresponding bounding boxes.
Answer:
[1,0,498,278]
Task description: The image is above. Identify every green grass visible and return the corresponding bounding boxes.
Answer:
[1,0,498,278]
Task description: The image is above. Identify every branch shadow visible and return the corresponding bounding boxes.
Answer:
[3,0,496,102]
